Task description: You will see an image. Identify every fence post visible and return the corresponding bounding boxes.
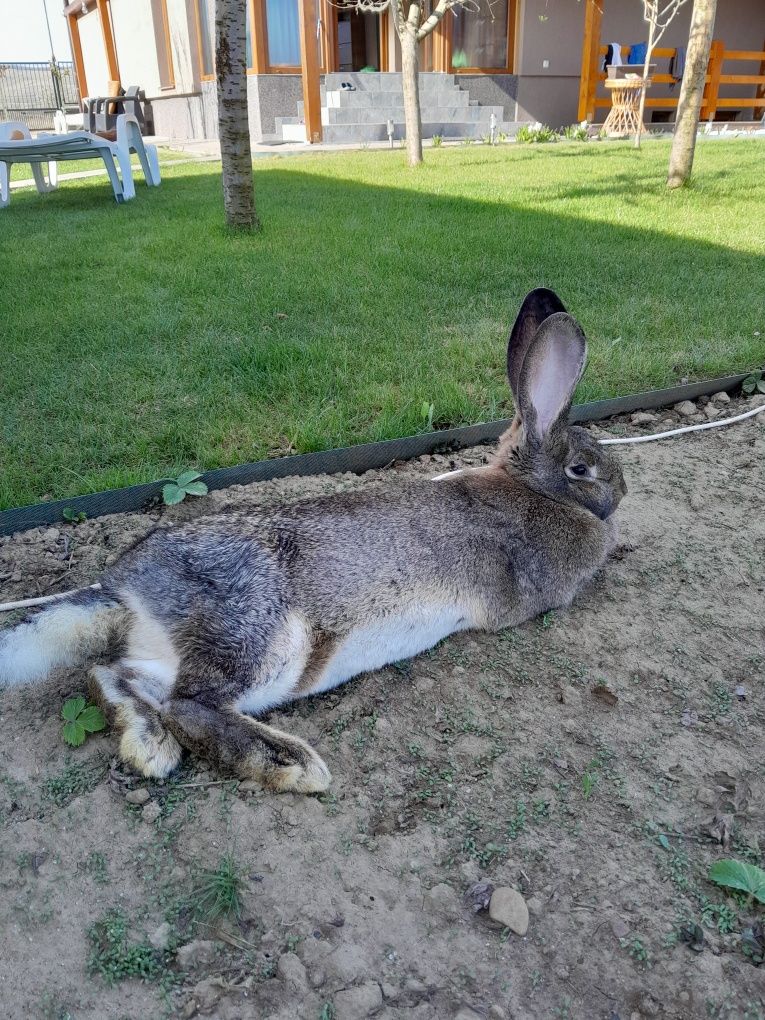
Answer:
[578,0,603,123]
[702,38,724,122]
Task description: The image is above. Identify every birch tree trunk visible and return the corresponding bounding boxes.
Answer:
[401,9,423,167]
[667,0,717,188]
[215,0,258,229]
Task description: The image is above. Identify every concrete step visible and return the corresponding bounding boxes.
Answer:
[321,121,500,143]
[322,105,504,125]
[323,71,456,91]
[324,88,470,109]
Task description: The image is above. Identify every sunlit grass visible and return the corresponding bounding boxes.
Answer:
[1,138,763,509]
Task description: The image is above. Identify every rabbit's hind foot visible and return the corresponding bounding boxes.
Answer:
[91,664,182,778]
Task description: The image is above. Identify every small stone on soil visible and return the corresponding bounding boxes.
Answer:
[674,400,697,417]
[125,787,150,805]
[630,412,658,425]
[711,391,730,404]
[488,887,529,936]
[141,800,162,824]
[176,939,218,970]
[276,952,308,990]
[333,981,383,1018]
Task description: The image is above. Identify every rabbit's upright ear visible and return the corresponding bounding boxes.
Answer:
[507,289,567,401]
[517,312,587,442]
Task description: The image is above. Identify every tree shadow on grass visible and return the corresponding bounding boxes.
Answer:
[0,154,763,507]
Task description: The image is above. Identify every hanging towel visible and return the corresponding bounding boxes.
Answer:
[628,42,648,66]
[603,43,624,72]
[669,45,686,87]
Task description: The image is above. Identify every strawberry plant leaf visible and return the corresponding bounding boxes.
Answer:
[79,705,106,733]
[183,481,208,496]
[162,483,185,505]
[176,469,203,486]
[62,719,86,747]
[709,859,765,903]
[62,696,86,722]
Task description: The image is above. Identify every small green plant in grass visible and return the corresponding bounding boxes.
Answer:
[516,123,557,144]
[621,935,651,967]
[560,123,588,141]
[319,1005,336,1020]
[709,859,765,904]
[62,508,86,524]
[61,696,106,747]
[742,371,765,395]
[194,853,245,921]
[581,771,597,800]
[162,469,208,506]
[88,910,161,984]
[700,899,738,935]
[431,134,443,147]
[460,137,475,146]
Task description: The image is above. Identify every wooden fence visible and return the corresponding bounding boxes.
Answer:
[578,7,765,124]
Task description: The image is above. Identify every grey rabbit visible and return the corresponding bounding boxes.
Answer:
[0,289,626,793]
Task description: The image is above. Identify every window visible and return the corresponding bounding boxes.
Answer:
[451,0,509,70]
[196,0,214,77]
[152,0,175,89]
[266,0,301,67]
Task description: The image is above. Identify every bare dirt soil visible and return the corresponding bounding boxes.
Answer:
[1,395,764,1020]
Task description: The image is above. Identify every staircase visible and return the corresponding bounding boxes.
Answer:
[276,72,508,144]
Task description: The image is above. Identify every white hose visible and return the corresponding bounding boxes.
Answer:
[598,402,765,444]
[2,403,763,614]
[432,402,765,480]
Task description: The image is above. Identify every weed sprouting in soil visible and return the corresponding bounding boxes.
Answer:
[194,853,246,922]
[88,910,161,984]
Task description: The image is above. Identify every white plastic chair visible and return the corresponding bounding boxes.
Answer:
[0,112,161,208]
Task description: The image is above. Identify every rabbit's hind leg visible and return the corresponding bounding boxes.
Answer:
[163,697,331,794]
[91,663,182,778]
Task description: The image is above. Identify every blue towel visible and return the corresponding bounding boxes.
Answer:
[628,42,648,65]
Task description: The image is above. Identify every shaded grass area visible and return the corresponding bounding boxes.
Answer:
[1,139,764,509]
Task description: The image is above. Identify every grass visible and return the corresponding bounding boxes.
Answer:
[1,138,764,509]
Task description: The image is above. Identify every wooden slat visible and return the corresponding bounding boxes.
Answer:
[67,13,89,102]
[703,38,724,120]
[715,96,765,107]
[577,0,602,122]
[597,46,677,58]
[719,74,765,85]
[96,0,120,86]
[250,0,268,73]
[723,50,765,61]
[298,0,322,143]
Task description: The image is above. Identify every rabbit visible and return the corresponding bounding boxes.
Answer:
[0,288,626,794]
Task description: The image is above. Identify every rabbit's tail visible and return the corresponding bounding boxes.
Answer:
[0,588,127,687]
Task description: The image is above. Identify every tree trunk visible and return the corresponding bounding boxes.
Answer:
[634,18,656,149]
[401,25,423,167]
[215,0,258,229]
[667,0,718,188]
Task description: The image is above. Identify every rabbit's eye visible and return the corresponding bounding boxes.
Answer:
[569,464,588,477]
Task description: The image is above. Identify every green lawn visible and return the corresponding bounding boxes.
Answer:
[1,139,763,510]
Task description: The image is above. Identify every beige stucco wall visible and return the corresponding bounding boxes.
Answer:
[111,0,162,95]
[79,9,110,97]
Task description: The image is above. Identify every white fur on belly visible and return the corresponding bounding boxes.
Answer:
[236,611,312,715]
[309,604,473,695]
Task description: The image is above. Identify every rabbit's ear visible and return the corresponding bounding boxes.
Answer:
[507,289,567,400]
[518,312,587,441]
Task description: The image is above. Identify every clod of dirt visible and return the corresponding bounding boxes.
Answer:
[707,812,734,848]
[488,887,529,936]
[464,881,494,913]
[149,922,172,950]
[681,708,699,728]
[125,787,150,805]
[711,391,731,404]
[424,882,461,918]
[176,939,218,970]
[610,916,630,940]
[674,400,698,417]
[141,800,162,824]
[276,952,308,990]
[333,980,383,1018]
[630,412,659,425]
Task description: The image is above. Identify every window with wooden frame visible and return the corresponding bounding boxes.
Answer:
[194,0,215,79]
[152,0,175,88]
[449,0,517,73]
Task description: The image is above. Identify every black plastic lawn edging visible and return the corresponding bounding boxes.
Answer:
[0,373,750,538]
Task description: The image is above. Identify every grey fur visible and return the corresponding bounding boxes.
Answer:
[0,290,626,793]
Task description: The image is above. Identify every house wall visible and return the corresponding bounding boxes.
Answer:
[79,9,111,97]
[514,0,765,125]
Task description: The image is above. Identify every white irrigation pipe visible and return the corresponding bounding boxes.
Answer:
[2,404,763,615]
[431,404,765,479]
